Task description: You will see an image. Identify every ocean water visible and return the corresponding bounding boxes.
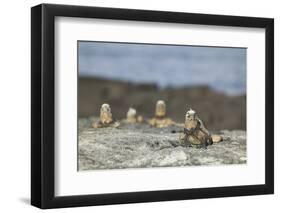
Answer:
[78,41,246,96]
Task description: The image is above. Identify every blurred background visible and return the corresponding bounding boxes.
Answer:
[78,41,246,130]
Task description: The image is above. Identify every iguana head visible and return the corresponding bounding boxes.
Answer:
[126,107,137,122]
[100,103,113,124]
[155,100,166,118]
[186,108,196,121]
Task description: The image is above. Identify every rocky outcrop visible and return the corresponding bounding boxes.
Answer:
[78,118,246,171]
[78,77,246,130]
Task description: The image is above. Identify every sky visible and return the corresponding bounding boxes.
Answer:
[78,41,246,95]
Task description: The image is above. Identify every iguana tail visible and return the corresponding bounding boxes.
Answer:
[211,134,223,143]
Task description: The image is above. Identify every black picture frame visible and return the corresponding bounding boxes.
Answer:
[31,3,274,209]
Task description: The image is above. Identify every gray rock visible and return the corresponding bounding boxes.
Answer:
[78,118,246,170]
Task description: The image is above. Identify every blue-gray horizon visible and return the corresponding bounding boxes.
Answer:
[78,41,246,96]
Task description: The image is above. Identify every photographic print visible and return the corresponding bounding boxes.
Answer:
[31,4,273,208]
[78,41,247,171]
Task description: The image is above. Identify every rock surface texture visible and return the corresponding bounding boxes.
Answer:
[79,117,247,171]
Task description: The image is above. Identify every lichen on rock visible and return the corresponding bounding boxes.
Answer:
[79,117,246,170]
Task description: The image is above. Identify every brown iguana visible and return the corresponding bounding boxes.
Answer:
[92,103,120,128]
[179,109,223,148]
[148,100,175,128]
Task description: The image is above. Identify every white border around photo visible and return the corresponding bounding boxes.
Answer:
[54,17,265,196]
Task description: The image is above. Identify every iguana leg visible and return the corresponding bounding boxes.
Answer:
[179,133,192,147]
[112,121,120,128]
[92,121,103,128]
[206,136,213,145]
[201,142,208,149]
[185,138,192,147]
